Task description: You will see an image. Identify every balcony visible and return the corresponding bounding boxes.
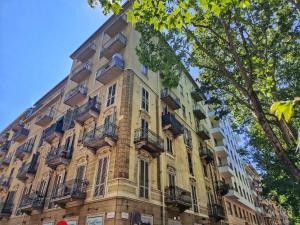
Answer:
[216,181,229,196]
[0,202,13,219]
[35,108,55,127]
[64,83,88,106]
[51,179,88,208]
[161,89,181,110]
[214,145,228,158]
[193,104,206,120]
[208,204,225,221]
[15,141,34,160]
[19,192,45,214]
[105,14,127,37]
[75,42,96,62]
[43,119,64,143]
[211,126,224,140]
[70,63,92,83]
[96,54,124,85]
[191,88,206,102]
[218,164,234,178]
[225,187,239,200]
[162,113,184,137]
[0,155,12,169]
[199,146,214,163]
[0,177,10,191]
[11,121,24,132]
[73,97,100,124]
[165,186,192,212]
[45,145,72,170]
[83,122,118,151]
[13,128,29,142]
[101,33,127,59]
[16,154,39,182]
[134,128,164,156]
[196,124,210,140]
[0,141,11,156]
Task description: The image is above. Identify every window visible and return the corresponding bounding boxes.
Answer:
[141,119,149,133]
[182,104,186,117]
[141,87,149,112]
[179,84,184,96]
[106,84,116,107]
[168,173,175,187]
[233,204,238,216]
[139,159,149,199]
[75,165,85,180]
[187,152,194,176]
[191,184,199,213]
[238,207,242,218]
[184,128,192,147]
[141,64,148,76]
[94,157,108,197]
[227,202,233,215]
[166,137,173,154]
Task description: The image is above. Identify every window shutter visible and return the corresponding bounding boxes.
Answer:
[75,165,85,181]
[94,157,108,197]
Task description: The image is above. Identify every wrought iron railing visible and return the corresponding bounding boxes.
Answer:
[73,97,100,119]
[165,186,192,207]
[71,63,92,76]
[103,32,127,49]
[46,145,72,162]
[64,83,87,102]
[134,128,164,149]
[161,88,181,106]
[36,107,55,122]
[96,54,124,79]
[12,128,29,140]
[83,122,118,144]
[76,42,96,57]
[19,192,45,209]
[161,113,184,133]
[208,204,225,219]
[0,141,11,154]
[53,179,88,200]
[15,141,34,158]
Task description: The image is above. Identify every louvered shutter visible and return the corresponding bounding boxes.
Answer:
[94,157,107,197]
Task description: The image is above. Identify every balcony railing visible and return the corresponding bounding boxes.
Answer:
[193,104,206,120]
[216,181,229,196]
[19,192,45,214]
[218,163,234,178]
[101,32,127,59]
[70,63,92,83]
[45,145,72,169]
[11,120,24,132]
[134,128,164,156]
[161,88,181,110]
[96,54,124,85]
[208,204,225,221]
[51,179,88,208]
[0,177,10,190]
[199,146,214,163]
[105,13,127,37]
[0,155,12,168]
[211,126,224,140]
[13,127,29,142]
[191,88,206,102]
[15,141,35,160]
[43,119,64,143]
[196,124,210,140]
[165,186,192,212]
[75,42,96,62]
[16,154,39,182]
[35,108,55,127]
[64,83,88,106]
[73,97,100,124]
[83,122,118,151]
[162,113,184,137]
[0,141,11,156]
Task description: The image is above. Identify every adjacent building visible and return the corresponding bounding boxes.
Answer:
[0,2,288,225]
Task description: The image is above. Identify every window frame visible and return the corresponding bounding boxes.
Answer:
[106,83,117,107]
[141,87,149,112]
[139,159,150,199]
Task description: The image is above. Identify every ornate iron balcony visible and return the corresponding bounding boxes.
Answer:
[165,186,192,212]
[134,128,164,156]
[162,113,184,137]
[15,141,34,160]
[216,181,229,196]
[101,32,127,59]
[19,192,45,214]
[73,97,100,124]
[45,145,72,169]
[0,202,13,218]
[161,88,181,110]
[196,124,210,140]
[191,88,206,102]
[64,83,88,106]
[74,42,96,62]
[193,104,206,120]
[208,204,225,221]
[35,108,55,127]
[16,154,39,182]
[70,63,92,83]
[13,127,29,142]
[43,119,64,143]
[199,146,214,163]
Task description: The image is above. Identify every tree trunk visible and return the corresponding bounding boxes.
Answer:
[249,90,300,182]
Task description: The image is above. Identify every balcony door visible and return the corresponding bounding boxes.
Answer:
[168,173,176,200]
[74,165,85,193]
[141,119,149,138]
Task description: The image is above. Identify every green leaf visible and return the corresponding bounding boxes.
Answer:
[111,3,122,14]
[126,10,137,24]
[270,101,294,122]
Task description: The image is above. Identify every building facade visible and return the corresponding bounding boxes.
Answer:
[0,3,287,225]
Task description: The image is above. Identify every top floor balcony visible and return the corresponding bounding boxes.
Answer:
[208,204,225,221]
[105,14,127,37]
[70,63,93,83]
[35,108,55,127]
[0,141,11,156]
[161,88,181,110]
[13,128,29,142]
[193,104,206,120]
[101,32,127,59]
[96,53,124,85]
[75,42,96,62]
[43,119,64,143]
[64,83,88,106]
[73,97,101,124]
[191,88,206,102]
[134,128,164,156]
[51,179,88,208]
[83,122,118,152]
[199,145,214,163]
[162,113,184,137]
[165,186,192,212]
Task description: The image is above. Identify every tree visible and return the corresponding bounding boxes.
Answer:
[88,0,300,182]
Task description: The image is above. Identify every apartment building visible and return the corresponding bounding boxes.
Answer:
[0,3,231,225]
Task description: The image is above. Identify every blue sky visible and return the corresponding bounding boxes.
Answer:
[0,0,108,131]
